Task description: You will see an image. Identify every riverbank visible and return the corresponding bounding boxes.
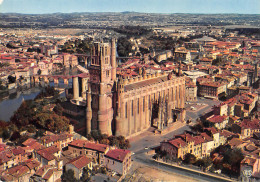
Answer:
[0,85,66,122]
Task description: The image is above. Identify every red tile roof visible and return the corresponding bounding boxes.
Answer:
[208,115,228,123]
[241,157,256,166]
[68,156,91,169]
[11,147,25,156]
[6,165,30,178]
[22,138,37,146]
[204,127,219,134]
[220,130,235,138]
[69,140,108,153]
[23,159,41,170]
[35,165,52,177]
[193,136,205,145]
[168,138,187,149]
[105,149,131,163]
[43,169,58,180]
[200,133,213,142]
[239,119,260,130]
[37,146,59,161]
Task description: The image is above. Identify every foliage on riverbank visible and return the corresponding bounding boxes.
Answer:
[0,86,70,143]
[34,86,59,101]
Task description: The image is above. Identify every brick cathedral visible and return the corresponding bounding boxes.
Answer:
[71,39,186,137]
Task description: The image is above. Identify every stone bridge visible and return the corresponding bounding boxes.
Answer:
[30,75,73,85]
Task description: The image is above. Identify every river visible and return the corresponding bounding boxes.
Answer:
[0,82,69,122]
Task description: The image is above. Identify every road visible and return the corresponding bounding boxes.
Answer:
[132,152,233,182]
[128,98,235,182]
[129,124,190,152]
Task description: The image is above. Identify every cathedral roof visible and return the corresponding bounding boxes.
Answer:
[124,75,169,92]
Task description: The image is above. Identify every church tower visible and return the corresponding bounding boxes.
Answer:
[87,39,116,135]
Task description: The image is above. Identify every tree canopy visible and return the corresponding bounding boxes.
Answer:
[8,75,16,83]
[61,169,77,182]
[117,37,132,57]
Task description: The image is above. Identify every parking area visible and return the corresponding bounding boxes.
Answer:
[185,98,221,122]
[185,102,208,112]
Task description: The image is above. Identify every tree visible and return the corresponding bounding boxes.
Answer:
[80,167,91,182]
[212,57,225,66]
[37,69,42,75]
[223,147,243,172]
[108,136,119,147]
[10,100,35,127]
[61,169,77,182]
[100,138,110,145]
[196,156,212,171]
[0,62,9,68]
[117,136,130,149]
[33,112,70,133]
[53,103,63,116]
[2,128,11,140]
[183,153,197,164]
[190,120,204,133]
[8,75,16,83]
[90,130,101,141]
[10,131,21,141]
[117,37,132,57]
[35,129,45,138]
[34,86,59,100]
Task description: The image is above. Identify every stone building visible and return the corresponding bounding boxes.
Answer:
[71,39,186,137]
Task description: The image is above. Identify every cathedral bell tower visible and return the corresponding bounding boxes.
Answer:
[87,39,116,136]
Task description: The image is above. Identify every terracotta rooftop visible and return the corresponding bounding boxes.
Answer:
[105,149,131,163]
[167,138,187,149]
[68,155,92,169]
[239,119,260,130]
[23,159,41,170]
[69,140,108,153]
[228,138,246,148]
[241,157,256,166]
[6,165,30,178]
[193,136,205,145]
[11,147,25,156]
[204,127,219,134]
[200,133,213,142]
[35,165,52,177]
[22,138,37,146]
[43,169,59,180]
[220,130,235,138]
[207,115,228,123]
[37,146,59,161]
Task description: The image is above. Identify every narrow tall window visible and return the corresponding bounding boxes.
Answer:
[137,98,139,114]
[143,97,145,112]
[132,100,134,116]
[125,103,127,118]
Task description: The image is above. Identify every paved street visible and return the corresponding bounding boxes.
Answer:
[186,98,221,122]
[130,98,221,153]
[128,98,228,182]
[133,152,234,182]
[129,124,190,152]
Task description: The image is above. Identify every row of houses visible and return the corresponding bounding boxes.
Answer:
[204,92,258,130]
[160,127,235,159]
[0,130,132,181]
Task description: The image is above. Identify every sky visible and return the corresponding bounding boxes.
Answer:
[0,0,259,14]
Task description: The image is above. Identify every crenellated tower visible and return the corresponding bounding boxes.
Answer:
[87,39,116,135]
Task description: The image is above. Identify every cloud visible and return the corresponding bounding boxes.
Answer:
[0,0,3,5]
